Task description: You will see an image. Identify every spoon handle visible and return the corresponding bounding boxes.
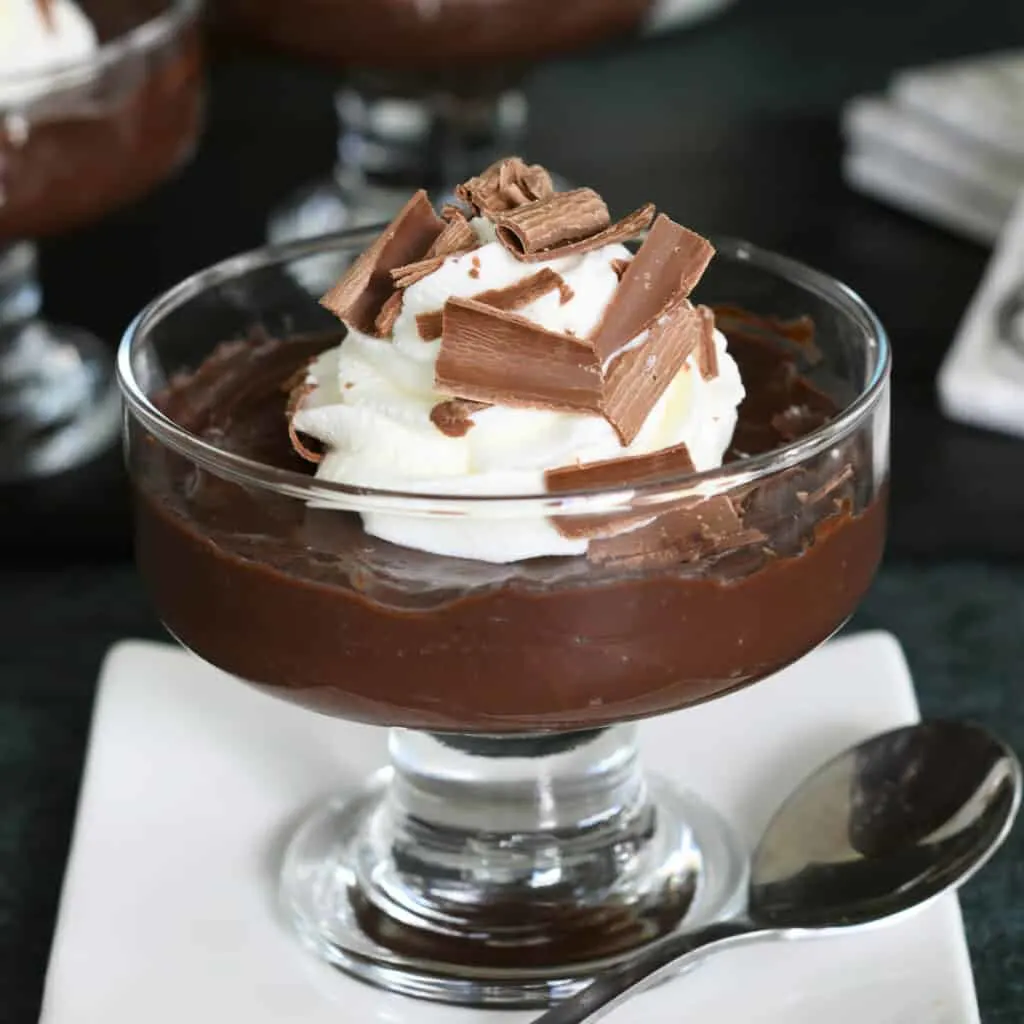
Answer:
[533,920,760,1024]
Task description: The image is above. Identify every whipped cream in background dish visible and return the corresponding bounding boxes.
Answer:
[290,160,745,563]
[0,0,98,105]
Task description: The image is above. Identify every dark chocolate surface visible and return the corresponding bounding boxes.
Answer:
[135,318,884,731]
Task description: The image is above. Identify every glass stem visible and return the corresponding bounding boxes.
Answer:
[332,77,528,202]
[0,242,41,332]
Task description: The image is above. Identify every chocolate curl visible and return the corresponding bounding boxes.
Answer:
[374,291,404,336]
[430,398,489,438]
[695,305,719,381]
[502,202,656,264]
[495,188,610,258]
[589,214,714,363]
[601,298,703,445]
[456,157,554,218]
[435,297,603,412]
[285,382,323,464]
[426,208,477,258]
[416,268,566,342]
[319,190,444,336]
[391,255,448,289]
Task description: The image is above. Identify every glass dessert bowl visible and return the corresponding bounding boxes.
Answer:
[117,166,889,1008]
[0,0,202,480]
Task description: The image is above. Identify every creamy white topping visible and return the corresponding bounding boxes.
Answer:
[293,218,745,563]
[0,0,98,106]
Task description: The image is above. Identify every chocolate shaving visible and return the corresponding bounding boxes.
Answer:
[374,291,404,336]
[429,398,489,438]
[391,254,449,289]
[455,157,554,218]
[495,188,610,258]
[602,298,703,445]
[426,209,477,259]
[558,280,574,304]
[695,305,719,381]
[320,190,443,336]
[505,202,657,264]
[610,258,630,280]
[417,268,569,341]
[589,214,714,364]
[545,443,697,539]
[714,305,823,365]
[285,383,324,464]
[435,298,603,412]
[588,495,763,568]
[798,464,855,506]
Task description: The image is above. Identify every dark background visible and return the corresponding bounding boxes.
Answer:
[3,0,1024,1019]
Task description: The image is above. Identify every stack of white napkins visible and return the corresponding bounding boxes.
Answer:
[842,51,1024,245]
[844,52,1024,437]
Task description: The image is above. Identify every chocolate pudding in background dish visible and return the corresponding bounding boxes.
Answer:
[0,0,203,481]
[131,158,888,733]
[0,0,203,241]
[210,0,653,70]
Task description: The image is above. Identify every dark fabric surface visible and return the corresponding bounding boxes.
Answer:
[2,0,1024,1020]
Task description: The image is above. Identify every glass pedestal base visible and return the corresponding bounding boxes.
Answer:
[0,243,120,480]
[279,727,746,1008]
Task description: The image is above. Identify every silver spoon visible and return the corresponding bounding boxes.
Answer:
[535,720,1021,1024]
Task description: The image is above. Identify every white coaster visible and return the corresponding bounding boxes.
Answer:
[41,632,980,1023]
[938,189,1024,438]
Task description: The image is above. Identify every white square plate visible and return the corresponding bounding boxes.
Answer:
[41,631,979,1023]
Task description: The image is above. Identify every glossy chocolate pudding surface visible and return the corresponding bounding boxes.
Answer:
[0,0,202,241]
[135,313,886,733]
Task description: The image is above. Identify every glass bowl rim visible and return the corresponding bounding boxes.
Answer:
[116,226,891,518]
[0,0,200,98]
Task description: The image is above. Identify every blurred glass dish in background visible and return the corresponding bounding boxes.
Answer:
[209,0,735,289]
[0,0,203,481]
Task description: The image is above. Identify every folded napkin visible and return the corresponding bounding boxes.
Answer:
[938,191,1024,437]
[842,51,1024,244]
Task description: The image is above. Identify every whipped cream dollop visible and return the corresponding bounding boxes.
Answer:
[292,215,745,563]
[0,0,98,105]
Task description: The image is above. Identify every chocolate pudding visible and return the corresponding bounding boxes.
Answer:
[135,321,884,733]
[211,0,652,71]
[128,162,887,734]
[0,0,202,241]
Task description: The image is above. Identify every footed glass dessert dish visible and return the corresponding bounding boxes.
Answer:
[0,0,202,479]
[117,168,889,1007]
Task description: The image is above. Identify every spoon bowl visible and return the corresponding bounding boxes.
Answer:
[535,720,1020,1024]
